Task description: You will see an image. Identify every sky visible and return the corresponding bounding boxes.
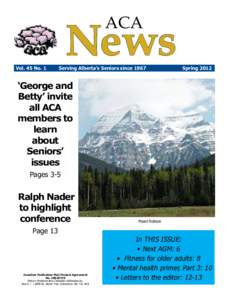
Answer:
[79,79,215,138]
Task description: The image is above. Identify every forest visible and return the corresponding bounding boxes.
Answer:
[79,155,215,211]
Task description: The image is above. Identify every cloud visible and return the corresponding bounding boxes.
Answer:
[79,79,214,118]
[185,105,208,115]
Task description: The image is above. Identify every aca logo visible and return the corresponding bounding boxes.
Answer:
[15,25,57,55]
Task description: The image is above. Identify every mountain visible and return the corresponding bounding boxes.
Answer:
[197,154,215,166]
[79,152,125,173]
[79,104,215,170]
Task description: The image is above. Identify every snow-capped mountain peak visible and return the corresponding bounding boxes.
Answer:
[80,105,215,170]
[90,104,157,134]
[164,113,204,129]
[90,104,139,134]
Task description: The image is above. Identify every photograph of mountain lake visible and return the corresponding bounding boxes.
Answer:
[78,79,215,217]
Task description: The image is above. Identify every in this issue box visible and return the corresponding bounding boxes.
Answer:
[102,230,214,285]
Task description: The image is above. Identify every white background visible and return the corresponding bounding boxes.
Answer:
[0,0,228,299]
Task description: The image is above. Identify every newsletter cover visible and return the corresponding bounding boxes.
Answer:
[0,1,228,299]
